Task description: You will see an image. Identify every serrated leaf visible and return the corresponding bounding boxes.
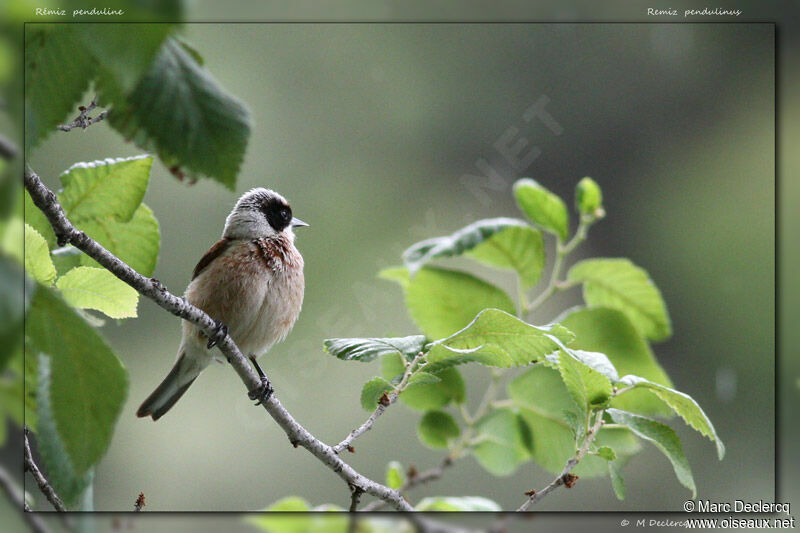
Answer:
[382,353,464,410]
[608,460,626,500]
[427,308,575,370]
[56,266,139,319]
[77,203,160,276]
[417,410,460,449]
[567,259,672,342]
[510,366,640,476]
[24,190,56,248]
[24,224,55,285]
[386,461,404,490]
[596,446,616,461]
[34,354,92,507]
[557,349,613,410]
[324,335,426,363]
[415,496,501,512]
[402,218,545,288]
[360,377,393,411]
[102,38,251,189]
[390,266,515,339]
[71,23,172,93]
[407,372,441,386]
[513,178,569,241]
[25,25,95,149]
[25,287,128,478]
[559,306,673,416]
[472,408,531,476]
[59,155,153,223]
[607,409,696,497]
[617,375,724,459]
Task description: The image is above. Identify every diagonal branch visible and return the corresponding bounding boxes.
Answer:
[23,167,413,513]
[23,428,66,512]
[361,455,454,512]
[333,351,426,454]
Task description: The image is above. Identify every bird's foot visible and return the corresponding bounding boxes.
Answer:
[206,320,228,349]
[248,377,274,406]
[247,356,273,405]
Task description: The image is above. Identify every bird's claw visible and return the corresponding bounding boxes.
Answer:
[248,377,274,406]
[206,321,228,349]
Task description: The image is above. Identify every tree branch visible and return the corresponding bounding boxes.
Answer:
[333,351,426,454]
[0,461,52,533]
[0,133,18,160]
[23,428,66,512]
[361,455,454,512]
[23,167,413,513]
[57,97,107,132]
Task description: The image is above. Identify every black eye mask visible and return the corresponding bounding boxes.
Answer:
[263,197,292,232]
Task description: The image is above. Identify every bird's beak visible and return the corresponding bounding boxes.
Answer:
[291,217,309,228]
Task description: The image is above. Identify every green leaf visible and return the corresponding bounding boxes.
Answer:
[567,259,672,342]
[472,408,531,476]
[52,246,84,277]
[103,38,251,189]
[596,446,616,461]
[55,266,139,319]
[323,335,426,363]
[387,266,515,339]
[513,178,569,241]
[77,203,160,276]
[556,349,613,410]
[407,372,441,386]
[24,190,56,248]
[385,461,405,490]
[360,377,393,411]
[24,224,55,285]
[25,287,128,478]
[0,257,27,372]
[510,366,640,477]
[25,25,95,149]
[247,496,311,533]
[417,410,460,449]
[415,496,501,512]
[617,375,725,459]
[608,460,626,500]
[34,353,92,507]
[575,177,603,215]
[59,155,153,223]
[402,218,545,288]
[71,23,172,93]
[559,307,673,416]
[607,409,696,497]
[427,308,575,370]
[382,353,464,410]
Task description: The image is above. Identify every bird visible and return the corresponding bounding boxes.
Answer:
[137,188,308,421]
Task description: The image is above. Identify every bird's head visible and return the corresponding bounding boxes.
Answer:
[222,188,308,240]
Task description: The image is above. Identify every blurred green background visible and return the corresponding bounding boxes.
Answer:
[24,22,774,513]
[2,0,794,531]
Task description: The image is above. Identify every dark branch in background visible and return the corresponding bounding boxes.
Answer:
[0,460,51,533]
[57,97,108,132]
[23,428,66,512]
[23,168,413,513]
[0,133,18,160]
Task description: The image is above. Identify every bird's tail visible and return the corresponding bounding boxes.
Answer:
[136,353,200,421]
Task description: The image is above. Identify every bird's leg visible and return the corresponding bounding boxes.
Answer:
[247,356,274,405]
[206,320,228,349]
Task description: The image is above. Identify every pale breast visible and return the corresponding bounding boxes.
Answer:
[184,236,304,357]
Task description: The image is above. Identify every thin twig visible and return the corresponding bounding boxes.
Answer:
[361,456,454,512]
[23,167,413,513]
[333,351,427,454]
[348,483,364,512]
[23,428,66,512]
[0,460,51,533]
[57,97,108,132]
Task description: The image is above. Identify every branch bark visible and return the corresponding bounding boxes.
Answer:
[57,97,107,132]
[23,167,413,513]
[0,461,52,533]
[23,428,66,512]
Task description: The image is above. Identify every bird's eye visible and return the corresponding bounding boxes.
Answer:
[281,209,289,221]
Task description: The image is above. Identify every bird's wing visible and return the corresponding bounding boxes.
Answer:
[192,238,231,280]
